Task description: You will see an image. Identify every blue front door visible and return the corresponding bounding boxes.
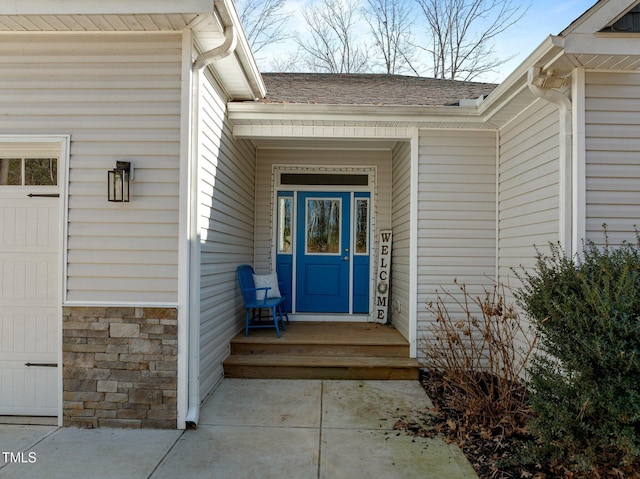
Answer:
[276,190,371,315]
[296,192,350,313]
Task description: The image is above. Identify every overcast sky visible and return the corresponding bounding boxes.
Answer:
[252,0,597,83]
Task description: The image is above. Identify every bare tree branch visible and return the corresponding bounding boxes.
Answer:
[235,0,293,54]
[297,0,370,73]
[415,0,527,81]
[269,51,303,72]
[362,0,419,74]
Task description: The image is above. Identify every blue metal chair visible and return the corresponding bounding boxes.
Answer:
[237,265,287,338]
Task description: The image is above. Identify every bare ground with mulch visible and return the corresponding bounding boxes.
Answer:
[392,370,640,479]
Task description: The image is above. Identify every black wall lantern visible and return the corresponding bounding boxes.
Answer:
[108,161,133,202]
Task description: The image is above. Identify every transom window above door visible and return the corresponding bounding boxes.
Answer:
[280,173,368,186]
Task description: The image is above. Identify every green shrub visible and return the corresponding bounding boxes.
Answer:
[515,234,640,469]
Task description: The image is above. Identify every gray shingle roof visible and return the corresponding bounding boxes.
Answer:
[259,73,498,106]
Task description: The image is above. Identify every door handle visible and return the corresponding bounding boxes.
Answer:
[342,256,349,261]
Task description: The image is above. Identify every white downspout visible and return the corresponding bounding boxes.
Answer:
[192,25,237,70]
[527,67,573,256]
[185,23,237,429]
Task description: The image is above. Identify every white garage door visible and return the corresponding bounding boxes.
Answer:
[0,157,59,416]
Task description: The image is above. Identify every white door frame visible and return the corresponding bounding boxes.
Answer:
[271,165,377,322]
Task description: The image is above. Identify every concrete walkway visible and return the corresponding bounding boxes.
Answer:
[0,379,478,479]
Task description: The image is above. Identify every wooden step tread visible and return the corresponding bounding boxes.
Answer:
[224,354,420,368]
[231,337,409,346]
[231,322,409,346]
[230,343,409,358]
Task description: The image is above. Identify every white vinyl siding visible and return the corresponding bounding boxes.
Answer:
[498,100,560,282]
[416,130,496,338]
[0,33,183,304]
[254,148,392,274]
[197,70,256,401]
[585,72,640,246]
[391,140,411,341]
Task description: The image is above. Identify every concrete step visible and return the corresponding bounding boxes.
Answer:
[223,354,420,380]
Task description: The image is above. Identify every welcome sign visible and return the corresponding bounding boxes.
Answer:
[375,230,392,324]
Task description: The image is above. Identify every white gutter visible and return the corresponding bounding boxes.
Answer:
[480,36,565,123]
[215,0,266,99]
[527,66,573,256]
[185,22,237,429]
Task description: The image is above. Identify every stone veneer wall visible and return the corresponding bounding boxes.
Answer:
[63,307,178,429]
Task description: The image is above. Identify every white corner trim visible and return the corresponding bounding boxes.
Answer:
[185,32,203,429]
[177,29,194,430]
[409,128,419,359]
[59,135,70,428]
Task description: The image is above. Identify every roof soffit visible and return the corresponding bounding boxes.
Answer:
[558,1,640,70]
[0,0,214,16]
[0,13,200,32]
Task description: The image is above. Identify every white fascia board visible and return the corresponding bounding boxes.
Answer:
[479,36,564,116]
[564,33,640,56]
[1,0,214,15]
[215,0,266,99]
[229,45,266,100]
[192,1,265,102]
[228,103,483,123]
